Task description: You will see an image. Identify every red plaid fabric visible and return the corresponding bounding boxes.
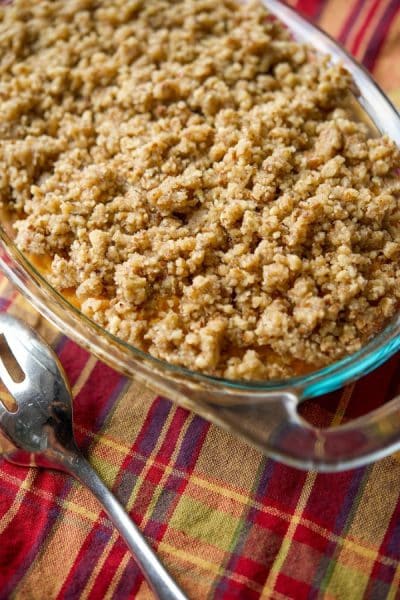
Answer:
[1,1,400,599]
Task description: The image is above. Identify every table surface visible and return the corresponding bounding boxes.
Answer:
[1,1,400,599]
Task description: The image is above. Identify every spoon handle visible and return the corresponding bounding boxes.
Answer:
[64,452,187,600]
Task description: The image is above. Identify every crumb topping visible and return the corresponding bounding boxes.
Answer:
[1,0,399,379]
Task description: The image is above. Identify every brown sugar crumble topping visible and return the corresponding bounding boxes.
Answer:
[0,0,399,380]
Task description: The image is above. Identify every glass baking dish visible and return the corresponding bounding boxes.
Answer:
[0,0,399,472]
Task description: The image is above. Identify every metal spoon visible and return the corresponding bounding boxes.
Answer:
[0,313,187,600]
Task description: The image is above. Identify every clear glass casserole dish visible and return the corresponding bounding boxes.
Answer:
[0,0,399,472]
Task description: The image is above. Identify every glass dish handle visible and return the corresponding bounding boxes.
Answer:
[194,391,400,471]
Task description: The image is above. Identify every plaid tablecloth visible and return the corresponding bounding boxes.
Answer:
[1,1,400,599]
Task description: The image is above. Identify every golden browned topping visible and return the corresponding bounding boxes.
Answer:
[0,0,399,379]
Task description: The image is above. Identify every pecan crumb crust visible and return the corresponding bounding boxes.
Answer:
[1,0,399,380]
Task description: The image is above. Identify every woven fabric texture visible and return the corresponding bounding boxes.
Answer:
[1,1,400,598]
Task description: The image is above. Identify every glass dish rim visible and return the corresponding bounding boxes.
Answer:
[0,0,399,399]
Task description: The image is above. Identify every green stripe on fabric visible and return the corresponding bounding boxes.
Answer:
[169,496,241,552]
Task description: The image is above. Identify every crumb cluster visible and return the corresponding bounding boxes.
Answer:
[1,0,399,379]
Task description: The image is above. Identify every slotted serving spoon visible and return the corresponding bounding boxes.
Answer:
[0,313,187,600]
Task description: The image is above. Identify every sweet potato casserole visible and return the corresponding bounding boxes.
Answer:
[0,0,399,379]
